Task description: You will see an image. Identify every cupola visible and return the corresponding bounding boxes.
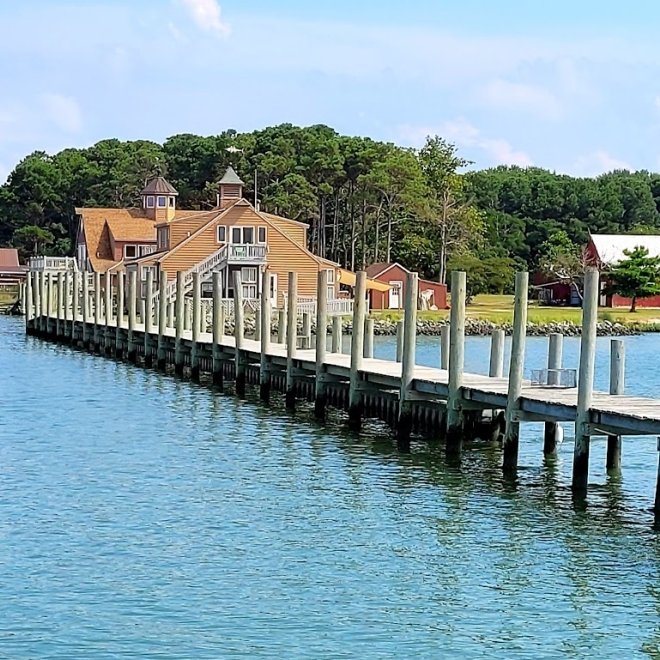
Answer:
[141,176,178,222]
[217,166,244,208]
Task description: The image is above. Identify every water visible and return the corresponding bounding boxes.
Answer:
[2,316,660,659]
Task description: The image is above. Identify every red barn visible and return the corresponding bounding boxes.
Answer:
[366,262,448,310]
[588,234,660,308]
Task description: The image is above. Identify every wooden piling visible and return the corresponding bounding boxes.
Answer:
[503,271,529,471]
[314,269,329,417]
[348,271,367,427]
[144,269,154,366]
[38,271,46,332]
[302,312,311,349]
[104,272,113,355]
[127,270,137,362]
[92,272,101,350]
[440,324,450,371]
[285,272,298,408]
[364,317,374,359]
[395,320,404,363]
[234,271,246,397]
[174,271,185,375]
[446,271,467,454]
[397,272,419,442]
[157,275,167,369]
[489,329,505,378]
[45,273,53,334]
[277,307,287,344]
[573,267,599,492]
[167,302,174,329]
[212,272,223,386]
[62,271,69,338]
[81,273,90,345]
[607,338,625,472]
[543,333,563,455]
[259,284,272,401]
[56,273,64,337]
[191,271,201,381]
[115,271,124,356]
[25,271,33,322]
[331,315,342,353]
[71,271,79,343]
[254,308,261,342]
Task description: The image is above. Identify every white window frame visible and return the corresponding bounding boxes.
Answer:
[241,267,258,283]
[139,245,154,257]
[389,280,403,309]
[124,244,138,259]
[217,226,227,243]
[326,268,335,284]
[146,196,155,208]
[141,265,156,281]
[257,226,267,244]
[168,196,175,208]
[230,226,255,245]
[157,227,168,250]
[157,196,167,207]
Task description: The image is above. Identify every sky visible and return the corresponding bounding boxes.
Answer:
[2,0,660,183]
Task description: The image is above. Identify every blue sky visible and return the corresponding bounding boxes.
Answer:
[2,0,660,183]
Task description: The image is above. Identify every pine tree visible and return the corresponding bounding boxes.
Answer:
[608,246,660,311]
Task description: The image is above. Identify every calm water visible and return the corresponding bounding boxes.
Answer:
[2,316,660,659]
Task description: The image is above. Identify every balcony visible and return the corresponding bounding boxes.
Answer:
[28,256,78,272]
[227,244,267,264]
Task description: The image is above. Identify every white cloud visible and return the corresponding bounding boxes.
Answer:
[479,78,562,120]
[400,118,533,168]
[572,150,632,176]
[179,0,230,37]
[41,94,82,133]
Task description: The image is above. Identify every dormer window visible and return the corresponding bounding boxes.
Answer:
[124,245,137,259]
[146,196,155,208]
[158,196,167,207]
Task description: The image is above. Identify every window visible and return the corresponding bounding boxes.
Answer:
[158,196,166,207]
[168,196,175,208]
[139,245,155,256]
[146,196,155,208]
[230,226,255,244]
[217,226,227,243]
[326,268,335,284]
[258,226,267,244]
[241,267,257,299]
[141,265,156,281]
[157,227,169,250]
[124,245,137,259]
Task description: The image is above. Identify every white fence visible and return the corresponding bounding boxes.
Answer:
[28,256,78,272]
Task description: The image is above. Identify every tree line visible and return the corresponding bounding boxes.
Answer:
[2,123,660,295]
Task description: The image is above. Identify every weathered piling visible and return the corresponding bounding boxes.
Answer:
[141,270,153,365]
[45,274,53,333]
[397,272,419,443]
[174,271,185,375]
[167,302,174,329]
[155,276,167,368]
[348,271,367,427]
[212,272,223,385]
[573,267,599,492]
[440,324,450,371]
[607,339,625,472]
[25,270,33,322]
[254,308,261,342]
[395,320,404,363]
[285,272,298,408]
[56,273,64,338]
[63,271,70,338]
[543,333,563,455]
[191,272,201,381]
[260,285,272,401]
[82,272,91,346]
[233,271,246,397]
[301,312,312,350]
[115,271,124,356]
[446,271,467,454]
[93,272,101,350]
[503,271,529,471]
[489,329,505,378]
[127,271,138,362]
[278,307,287,344]
[331,315,341,353]
[314,269,329,418]
[364,318,375,359]
[71,271,79,343]
[39,271,46,333]
[104,272,113,355]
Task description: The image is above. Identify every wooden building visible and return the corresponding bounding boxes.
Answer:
[587,234,660,308]
[366,262,447,310]
[0,248,27,284]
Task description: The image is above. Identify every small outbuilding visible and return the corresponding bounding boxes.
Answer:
[366,262,448,310]
[0,248,27,284]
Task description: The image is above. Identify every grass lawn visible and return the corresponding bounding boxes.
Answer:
[370,294,660,325]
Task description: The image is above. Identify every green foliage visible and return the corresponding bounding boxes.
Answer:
[12,225,54,257]
[448,252,515,302]
[607,246,660,311]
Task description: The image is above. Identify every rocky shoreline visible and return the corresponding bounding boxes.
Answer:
[219,315,645,337]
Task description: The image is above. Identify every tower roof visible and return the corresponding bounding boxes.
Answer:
[141,176,178,196]
[218,166,244,186]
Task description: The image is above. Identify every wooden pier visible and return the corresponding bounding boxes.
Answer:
[23,267,660,525]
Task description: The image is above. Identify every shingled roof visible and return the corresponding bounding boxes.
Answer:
[140,176,178,196]
[218,166,244,186]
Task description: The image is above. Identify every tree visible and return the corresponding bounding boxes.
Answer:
[536,230,588,301]
[12,225,54,257]
[448,252,515,302]
[607,246,660,312]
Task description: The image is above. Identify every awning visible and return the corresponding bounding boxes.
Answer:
[338,268,391,292]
